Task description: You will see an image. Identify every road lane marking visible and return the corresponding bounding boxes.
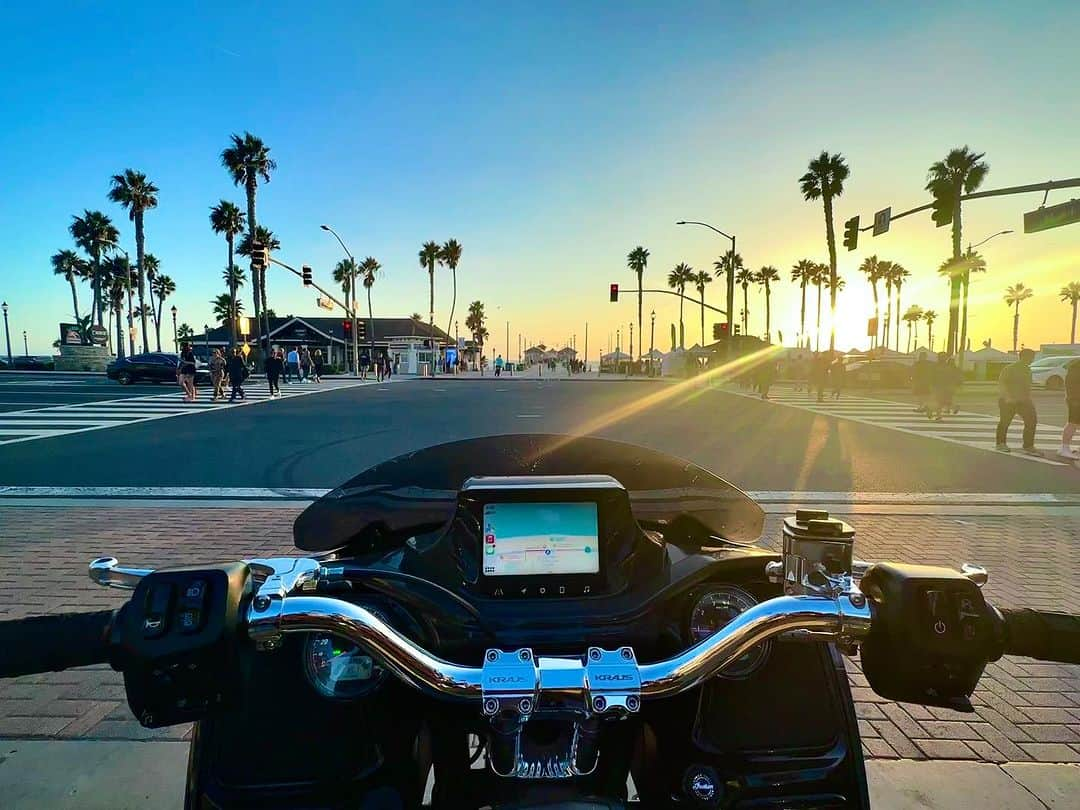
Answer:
[516,414,542,418]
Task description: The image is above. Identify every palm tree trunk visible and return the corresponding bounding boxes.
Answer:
[93,255,104,327]
[68,277,81,323]
[637,271,643,362]
[928,322,934,352]
[678,290,685,349]
[115,304,125,359]
[882,283,891,350]
[895,287,902,352]
[815,282,823,351]
[367,285,375,365]
[135,211,149,353]
[152,291,162,351]
[428,264,435,374]
[947,197,963,354]
[824,193,838,351]
[799,281,807,347]
[958,273,971,365]
[1072,300,1078,345]
[228,235,238,348]
[1013,304,1020,353]
[446,267,457,350]
[699,292,705,346]
[869,282,878,350]
[906,324,911,353]
[246,178,263,364]
[126,282,135,356]
[765,284,772,344]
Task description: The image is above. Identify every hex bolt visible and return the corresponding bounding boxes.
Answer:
[592,696,607,712]
[620,648,633,660]
[626,696,640,712]
[589,648,602,661]
[518,698,532,714]
[518,649,531,662]
[253,596,271,611]
[486,650,499,663]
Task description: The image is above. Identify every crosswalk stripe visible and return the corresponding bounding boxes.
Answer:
[727,385,1072,467]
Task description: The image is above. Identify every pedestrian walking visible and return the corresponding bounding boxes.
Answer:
[829,354,845,400]
[911,351,932,414]
[808,352,827,402]
[179,342,198,401]
[360,350,370,380]
[227,348,248,402]
[300,347,312,382]
[286,347,300,383]
[312,349,324,383]
[757,359,777,400]
[930,353,961,421]
[995,348,1038,455]
[495,354,504,377]
[265,349,284,397]
[209,348,227,401]
[1058,358,1080,460]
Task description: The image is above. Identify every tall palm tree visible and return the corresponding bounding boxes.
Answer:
[419,241,441,365]
[858,255,885,348]
[360,257,381,363]
[222,132,276,356]
[332,258,356,306]
[627,246,649,359]
[1004,283,1034,353]
[799,151,850,350]
[211,293,244,325]
[888,263,910,352]
[958,249,986,360]
[209,200,246,347]
[51,249,88,322]
[440,239,462,345]
[108,169,158,352]
[810,262,828,351]
[466,301,487,371]
[142,254,161,349]
[925,147,989,354]
[107,265,129,357]
[693,270,712,345]
[902,305,924,353]
[735,266,755,334]
[151,274,176,344]
[756,266,780,343]
[924,310,938,351]
[667,263,694,349]
[790,259,815,348]
[1061,281,1080,344]
[69,210,118,327]
[713,250,744,336]
[177,323,194,342]
[104,254,138,356]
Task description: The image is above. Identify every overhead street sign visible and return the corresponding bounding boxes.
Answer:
[1024,199,1080,233]
[873,207,891,236]
[316,296,335,311]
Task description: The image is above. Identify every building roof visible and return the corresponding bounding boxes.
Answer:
[203,315,452,345]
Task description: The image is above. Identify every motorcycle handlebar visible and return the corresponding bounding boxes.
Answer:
[999,608,1080,665]
[0,610,116,679]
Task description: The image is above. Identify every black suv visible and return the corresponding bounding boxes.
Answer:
[106,352,210,385]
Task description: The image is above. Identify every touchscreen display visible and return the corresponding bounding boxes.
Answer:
[482,502,599,577]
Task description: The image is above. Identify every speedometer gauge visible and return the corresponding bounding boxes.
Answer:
[304,633,387,699]
[688,585,771,679]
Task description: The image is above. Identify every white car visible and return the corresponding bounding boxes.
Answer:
[1030,356,1079,390]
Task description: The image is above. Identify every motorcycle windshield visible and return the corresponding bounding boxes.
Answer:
[294,434,764,552]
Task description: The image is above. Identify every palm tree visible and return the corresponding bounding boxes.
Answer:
[151,274,176,342]
[790,259,815,348]
[713,250,744,336]
[466,301,487,371]
[627,247,649,359]
[800,151,850,350]
[858,255,885,348]
[888,263,910,352]
[142,254,161,349]
[107,266,129,357]
[332,258,356,306]
[69,210,118,327]
[51,249,88,322]
[755,266,780,343]
[926,147,989,354]
[734,267,755,335]
[1061,281,1080,344]
[177,323,195,342]
[211,293,244,325]
[958,249,986,360]
[667,263,694,349]
[924,310,938,351]
[410,312,423,323]
[222,264,246,293]
[108,170,158,353]
[419,241,441,363]
[440,239,462,345]
[209,200,246,348]
[693,270,712,345]
[1004,283,1034,353]
[104,254,138,356]
[810,262,828,351]
[360,257,381,363]
[222,132,276,355]
[902,305,924,353]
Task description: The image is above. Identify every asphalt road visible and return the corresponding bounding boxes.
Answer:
[0,372,1076,493]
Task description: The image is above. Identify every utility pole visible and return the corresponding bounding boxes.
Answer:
[2,302,11,366]
[584,323,588,370]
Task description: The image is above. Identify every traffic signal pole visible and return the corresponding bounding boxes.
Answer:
[268,257,360,371]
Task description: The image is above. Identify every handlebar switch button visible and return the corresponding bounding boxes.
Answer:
[142,583,173,639]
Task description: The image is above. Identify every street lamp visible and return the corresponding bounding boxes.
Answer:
[650,309,656,373]
[629,322,634,367]
[677,220,736,338]
[320,224,360,377]
[204,324,210,360]
[171,305,178,352]
[970,229,1013,251]
[956,229,1014,369]
[23,330,29,357]
[2,302,11,365]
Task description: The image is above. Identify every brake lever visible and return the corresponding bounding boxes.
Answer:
[89,557,153,590]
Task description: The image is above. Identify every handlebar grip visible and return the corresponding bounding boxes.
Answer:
[999,608,1080,664]
[0,610,116,678]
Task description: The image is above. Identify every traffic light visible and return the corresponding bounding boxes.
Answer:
[343,319,352,337]
[842,215,860,251]
[250,241,268,271]
[357,320,366,340]
[929,180,954,228]
[713,322,729,340]
[609,283,619,302]
[301,265,312,286]
[733,324,741,336]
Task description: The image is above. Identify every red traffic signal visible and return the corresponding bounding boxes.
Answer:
[609,283,619,302]
[343,319,352,334]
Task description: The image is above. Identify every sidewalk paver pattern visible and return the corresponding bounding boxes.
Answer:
[0,506,1077,763]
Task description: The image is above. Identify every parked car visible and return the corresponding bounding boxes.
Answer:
[106,352,210,385]
[1030,355,1079,390]
[844,359,912,388]
[0,355,54,371]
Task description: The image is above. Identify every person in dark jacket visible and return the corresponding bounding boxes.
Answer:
[911,352,932,413]
[265,349,284,398]
[995,349,1036,454]
[1059,358,1080,460]
[929,353,961,421]
[227,348,247,402]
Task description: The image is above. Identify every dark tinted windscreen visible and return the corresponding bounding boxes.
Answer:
[294,434,764,552]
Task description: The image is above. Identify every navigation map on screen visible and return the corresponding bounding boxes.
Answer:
[482,502,599,577]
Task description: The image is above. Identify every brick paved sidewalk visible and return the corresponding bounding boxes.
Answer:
[0,506,1077,762]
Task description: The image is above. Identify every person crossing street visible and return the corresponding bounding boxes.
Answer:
[209,348,227,401]
[227,348,248,402]
[995,348,1038,455]
[265,349,284,398]
[1059,358,1080,460]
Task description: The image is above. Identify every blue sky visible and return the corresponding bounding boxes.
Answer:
[2,1,1078,355]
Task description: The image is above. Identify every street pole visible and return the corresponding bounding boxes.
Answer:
[506,321,509,362]
[629,322,634,365]
[23,330,29,357]
[650,309,656,374]
[956,230,1013,372]
[676,220,736,348]
[584,323,588,370]
[2,302,11,365]
[204,324,210,360]
[320,225,360,377]
[171,306,177,352]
